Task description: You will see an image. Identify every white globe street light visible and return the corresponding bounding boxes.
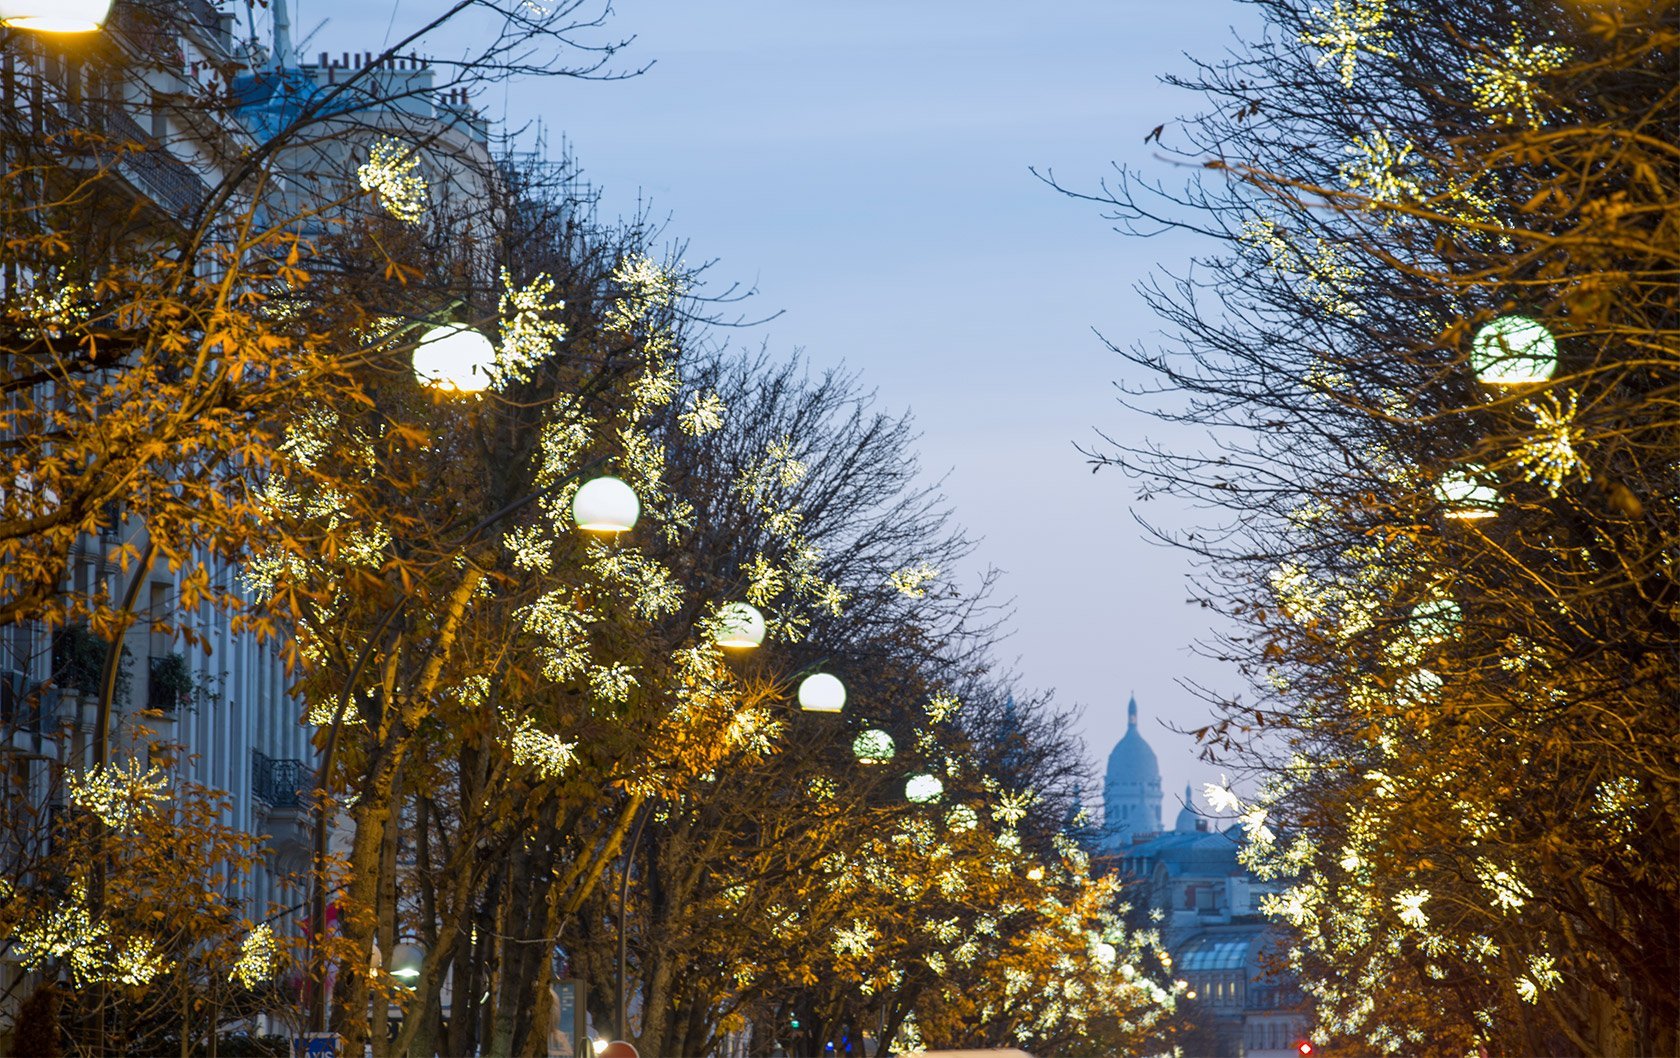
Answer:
[0,0,112,31]
[390,943,424,985]
[572,476,640,534]
[1471,315,1557,386]
[905,773,944,804]
[1435,466,1500,519]
[852,728,894,765]
[797,672,846,713]
[1412,598,1462,642]
[412,323,495,394]
[713,602,766,649]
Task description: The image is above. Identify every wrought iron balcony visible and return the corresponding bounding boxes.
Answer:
[252,748,310,809]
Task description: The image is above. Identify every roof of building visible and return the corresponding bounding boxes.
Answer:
[1124,826,1245,875]
[1105,696,1160,786]
[1174,782,1200,833]
[1176,934,1254,972]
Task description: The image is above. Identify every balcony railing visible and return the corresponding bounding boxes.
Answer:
[252,749,311,809]
[81,101,211,219]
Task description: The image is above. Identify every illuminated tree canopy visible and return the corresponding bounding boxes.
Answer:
[1059,0,1680,1053]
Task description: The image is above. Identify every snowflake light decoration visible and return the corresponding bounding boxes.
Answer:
[1468,27,1572,126]
[1339,131,1421,205]
[357,138,428,223]
[67,758,169,831]
[679,390,726,436]
[889,562,940,598]
[231,923,282,988]
[504,717,578,779]
[1300,0,1397,87]
[1514,390,1589,495]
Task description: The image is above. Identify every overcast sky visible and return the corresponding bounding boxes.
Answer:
[300,0,1256,815]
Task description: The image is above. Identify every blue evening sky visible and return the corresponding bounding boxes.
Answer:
[304,0,1256,814]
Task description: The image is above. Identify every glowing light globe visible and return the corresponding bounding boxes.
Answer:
[412,323,495,393]
[0,0,111,31]
[1435,467,1499,519]
[1095,941,1118,968]
[852,728,895,764]
[905,773,944,804]
[1399,668,1442,704]
[1412,599,1462,641]
[390,943,424,983]
[946,804,979,832]
[1471,316,1557,385]
[713,602,766,649]
[571,476,640,534]
[797,672,846,713]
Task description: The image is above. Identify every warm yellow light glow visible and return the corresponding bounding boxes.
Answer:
[853,728,895,764]
[412,324,495,393]
[797,672,846,713]
[571,476,640,533]
[906,773,944,804]
[1471,315,1557,385]
[0,0,111,31]
[1026,866,1045,881]
[713,602,766,649]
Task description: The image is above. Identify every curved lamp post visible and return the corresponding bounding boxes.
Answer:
[1471,315,1557,386]
[412,323,496,394]
[0,0,111,31]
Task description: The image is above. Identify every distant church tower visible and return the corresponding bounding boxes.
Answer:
[1103,696,1163,849]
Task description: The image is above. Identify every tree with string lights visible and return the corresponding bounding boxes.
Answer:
[1054,0,1679,1053]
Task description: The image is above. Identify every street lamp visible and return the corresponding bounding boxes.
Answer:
[905,772,943,803]
[0,0,111,31]
[389,943,424,986]
[1471,315,1557,386]
[796,672,846,713]
[713,602,766,649]
[852,728,894,764]
[1435,466,1499,519]
[412,323,496,393]
[572,476,641,534]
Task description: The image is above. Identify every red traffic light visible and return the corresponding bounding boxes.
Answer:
[1295,1042,1315,1057]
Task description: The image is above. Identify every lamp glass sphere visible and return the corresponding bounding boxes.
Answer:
[905,773,944,804]
[1435,467,1499,519]
[1412,599,1462,642]
[390,943,424,983]
[852,728,894,764]
[713,602,766,649]
[1471,315,1557,385]
[412,323,496,394]
[571,476,640,534]
[0,0,111,30]
[797,672,846,713]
